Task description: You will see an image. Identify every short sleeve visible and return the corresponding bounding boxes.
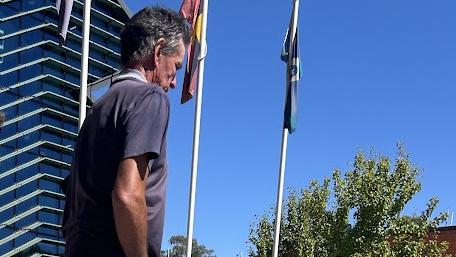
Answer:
[121,91,169,160]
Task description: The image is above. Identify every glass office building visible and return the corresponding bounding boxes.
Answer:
[0,0,131,255]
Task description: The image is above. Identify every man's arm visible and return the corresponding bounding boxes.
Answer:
[112,154,150,257]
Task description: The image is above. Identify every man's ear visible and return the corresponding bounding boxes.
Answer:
[154,38,166,65]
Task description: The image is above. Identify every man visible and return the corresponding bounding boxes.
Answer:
[62,7,190,257]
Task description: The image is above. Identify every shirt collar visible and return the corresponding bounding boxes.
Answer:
[115,69,148,84]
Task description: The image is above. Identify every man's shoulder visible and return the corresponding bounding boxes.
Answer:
[106,79,170,110]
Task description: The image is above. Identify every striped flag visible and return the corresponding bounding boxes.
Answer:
[180,0,202,104]
[56,0,74,44]
[281,17,301,134]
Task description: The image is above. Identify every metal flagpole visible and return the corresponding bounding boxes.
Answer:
[272,129,289,257]
[186,0,209,256]
[78,0,91,130]
[272,1,299,257]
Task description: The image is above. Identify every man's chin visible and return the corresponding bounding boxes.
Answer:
[157,84,169,92]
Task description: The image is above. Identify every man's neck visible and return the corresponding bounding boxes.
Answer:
[126,64,158,84]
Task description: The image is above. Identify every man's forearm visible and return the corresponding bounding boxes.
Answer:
[112,192,148,257]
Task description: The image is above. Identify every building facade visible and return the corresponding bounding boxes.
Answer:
[0,0,130,255]
[432,226,456,255]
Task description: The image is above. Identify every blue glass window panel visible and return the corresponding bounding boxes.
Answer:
[0,4,17,19]
[20,30,43,49]
[19,64,42,81]
[0,238,13,256]
[0,92,16,105]
[89,65,104,78]
[22,15,43,31]
[91,16,108,31]
[39,195,59,209]
[39,163,61,177]
[39,180,60,193]
[60,171,69,181]
[1,19,20,35]
[16,196,38,214]
[39,162,59,171]
[41,131,61,145]
[41,114,62,128]
[1,71,19,88]
[66,39,81,53]
[37,226,59,238]
[0,145,11,157]
[72,5,84,20]
[38,212,60,224]
[91,33,107,47]
[43,66,63,80]
[2,138,16,149]
[90,48,105,61]
[61,151,73,160]
[18,101,41,116]
[23,0,45,12]
[0,158,16,174]
[41,98,62,111]
[109,24,121,35]
[38,148,61,160]
[16,181,39,201]
[38,241,61,255]
[2,36,20,53]
[43,30,59,43]
[42,82,63,96]
[15,214,35,230]
[16,151,37,167]
[0,191,14,207]
[0,227,13,240]
[18,115,41,137]
[108,40,120,53]
[0,208,14,225]
[17,131,40,148]
[66,55,81,70]
[1,54,19,70]
[20,43,43,63]
[65,73,80,85]
[2,106,19,122]
[44,48,64,63]
[92,1,116,17]
[62,121,77,134]
[15,232,38,249]
[17,164,40,181]
[18,81,42,96]
[63,104,79,117]
[44,14,58,27]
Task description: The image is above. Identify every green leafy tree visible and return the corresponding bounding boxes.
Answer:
[249,148,450,257]
[161,235,216,257]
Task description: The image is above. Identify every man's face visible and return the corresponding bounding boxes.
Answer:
[154,40,185,91]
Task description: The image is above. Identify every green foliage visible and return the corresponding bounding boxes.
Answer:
[249,148,450,257]
[160,235,216,257]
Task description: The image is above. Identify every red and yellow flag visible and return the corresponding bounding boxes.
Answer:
[180,0,202,104]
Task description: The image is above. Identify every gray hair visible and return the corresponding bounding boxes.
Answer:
[120,7,190,67]
[0,111,5,127]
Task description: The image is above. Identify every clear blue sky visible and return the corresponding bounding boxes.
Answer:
[124,0,455,256]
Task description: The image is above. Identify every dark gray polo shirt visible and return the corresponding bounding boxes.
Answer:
[62,70,169,257]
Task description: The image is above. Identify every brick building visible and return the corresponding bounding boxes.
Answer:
[432,226,456,255]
